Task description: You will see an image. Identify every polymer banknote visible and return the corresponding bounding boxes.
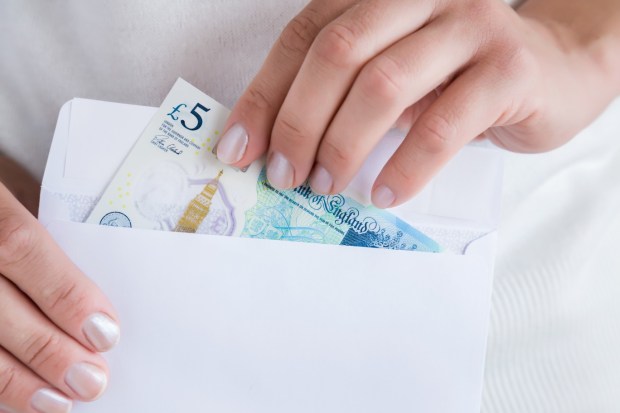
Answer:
[86,78,442,253]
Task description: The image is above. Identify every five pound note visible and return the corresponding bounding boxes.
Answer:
[86,78,442,253]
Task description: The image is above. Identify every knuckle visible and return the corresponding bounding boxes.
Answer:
[23,332,62,369]
[414,112,457,154]
[320,138,354,166]
[358,55,405,103]
[506,44,538,77]
[279,12,321,58]
[0,365,17,399]
[313,23,361,68]
[0,213,38,269]
[389,155,417,189]
[274,114,307,147]
[244,84,275,113]
[493,39,526,72]
[480,18,538,80]
[488,42,539,90]
[45,279,86,316]
[463,0,495,22]
[447,12,483,51]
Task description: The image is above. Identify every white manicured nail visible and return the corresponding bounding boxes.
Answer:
[267,152,294,189]
[0,402,17,413]
[31,389,72,413]
[65,363,107,401]
[309,165,333,194]
[372,185,396,209]
[83,313,120,352]
[216,123,249,164]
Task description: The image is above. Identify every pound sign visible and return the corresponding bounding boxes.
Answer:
[167,103,187,121]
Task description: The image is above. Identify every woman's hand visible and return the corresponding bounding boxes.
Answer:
[0,159,120,412]
[0,155,40,217]
[216,0,620,208]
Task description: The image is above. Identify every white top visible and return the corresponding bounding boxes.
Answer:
[2,1,620,412]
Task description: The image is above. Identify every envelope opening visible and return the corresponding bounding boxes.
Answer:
[41,99,504,256]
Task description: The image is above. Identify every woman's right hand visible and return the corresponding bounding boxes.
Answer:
[0,159,120,413]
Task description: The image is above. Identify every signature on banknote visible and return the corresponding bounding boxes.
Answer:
[151,135,184,155]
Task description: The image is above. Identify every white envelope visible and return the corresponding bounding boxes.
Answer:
[40,98,504,413]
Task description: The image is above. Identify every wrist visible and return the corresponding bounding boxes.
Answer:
[518,0,620,96]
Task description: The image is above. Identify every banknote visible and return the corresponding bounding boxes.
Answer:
[86,78,442,253]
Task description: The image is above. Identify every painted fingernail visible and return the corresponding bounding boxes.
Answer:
[309,165,333,194]
[83,313,120,352]
[216,123,249,164]
[267,152,294,189]
[65,363,107,401]
[0,405,13,413]
[372,185,396,209]
[31,389,73,413]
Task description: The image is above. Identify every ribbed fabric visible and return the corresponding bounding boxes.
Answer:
[483,99,620,412]
[0,0,307,179]
[2,1,619,412]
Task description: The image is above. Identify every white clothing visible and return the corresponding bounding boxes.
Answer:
[2,1,620,412]
[0,0,307,178]
[484,102,620,412]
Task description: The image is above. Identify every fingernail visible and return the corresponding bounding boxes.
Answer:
[31,389,73,413]
[65,363,108,401]
[372,185,396,209]
[0,403,17,413]
[267,152,294,189]
[83,313,120,352]
[216,123,249,164]
[309,165,333,194]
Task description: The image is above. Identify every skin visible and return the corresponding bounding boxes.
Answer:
[1,0,620,411]
[218,0,620,208]
[0,158,117,409]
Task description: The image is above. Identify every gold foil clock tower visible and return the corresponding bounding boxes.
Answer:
[175,170,224,233]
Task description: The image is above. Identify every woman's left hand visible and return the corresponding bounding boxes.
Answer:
[216,0,619,208]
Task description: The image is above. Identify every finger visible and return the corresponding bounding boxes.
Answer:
[393,91,438,132]
[266,0,440,189]
[0,275,109,401]
[217,0,351,167]
[0,184,120,354]
[309,16,479,194]
[372,63,511,208]
[0,346,72,413]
